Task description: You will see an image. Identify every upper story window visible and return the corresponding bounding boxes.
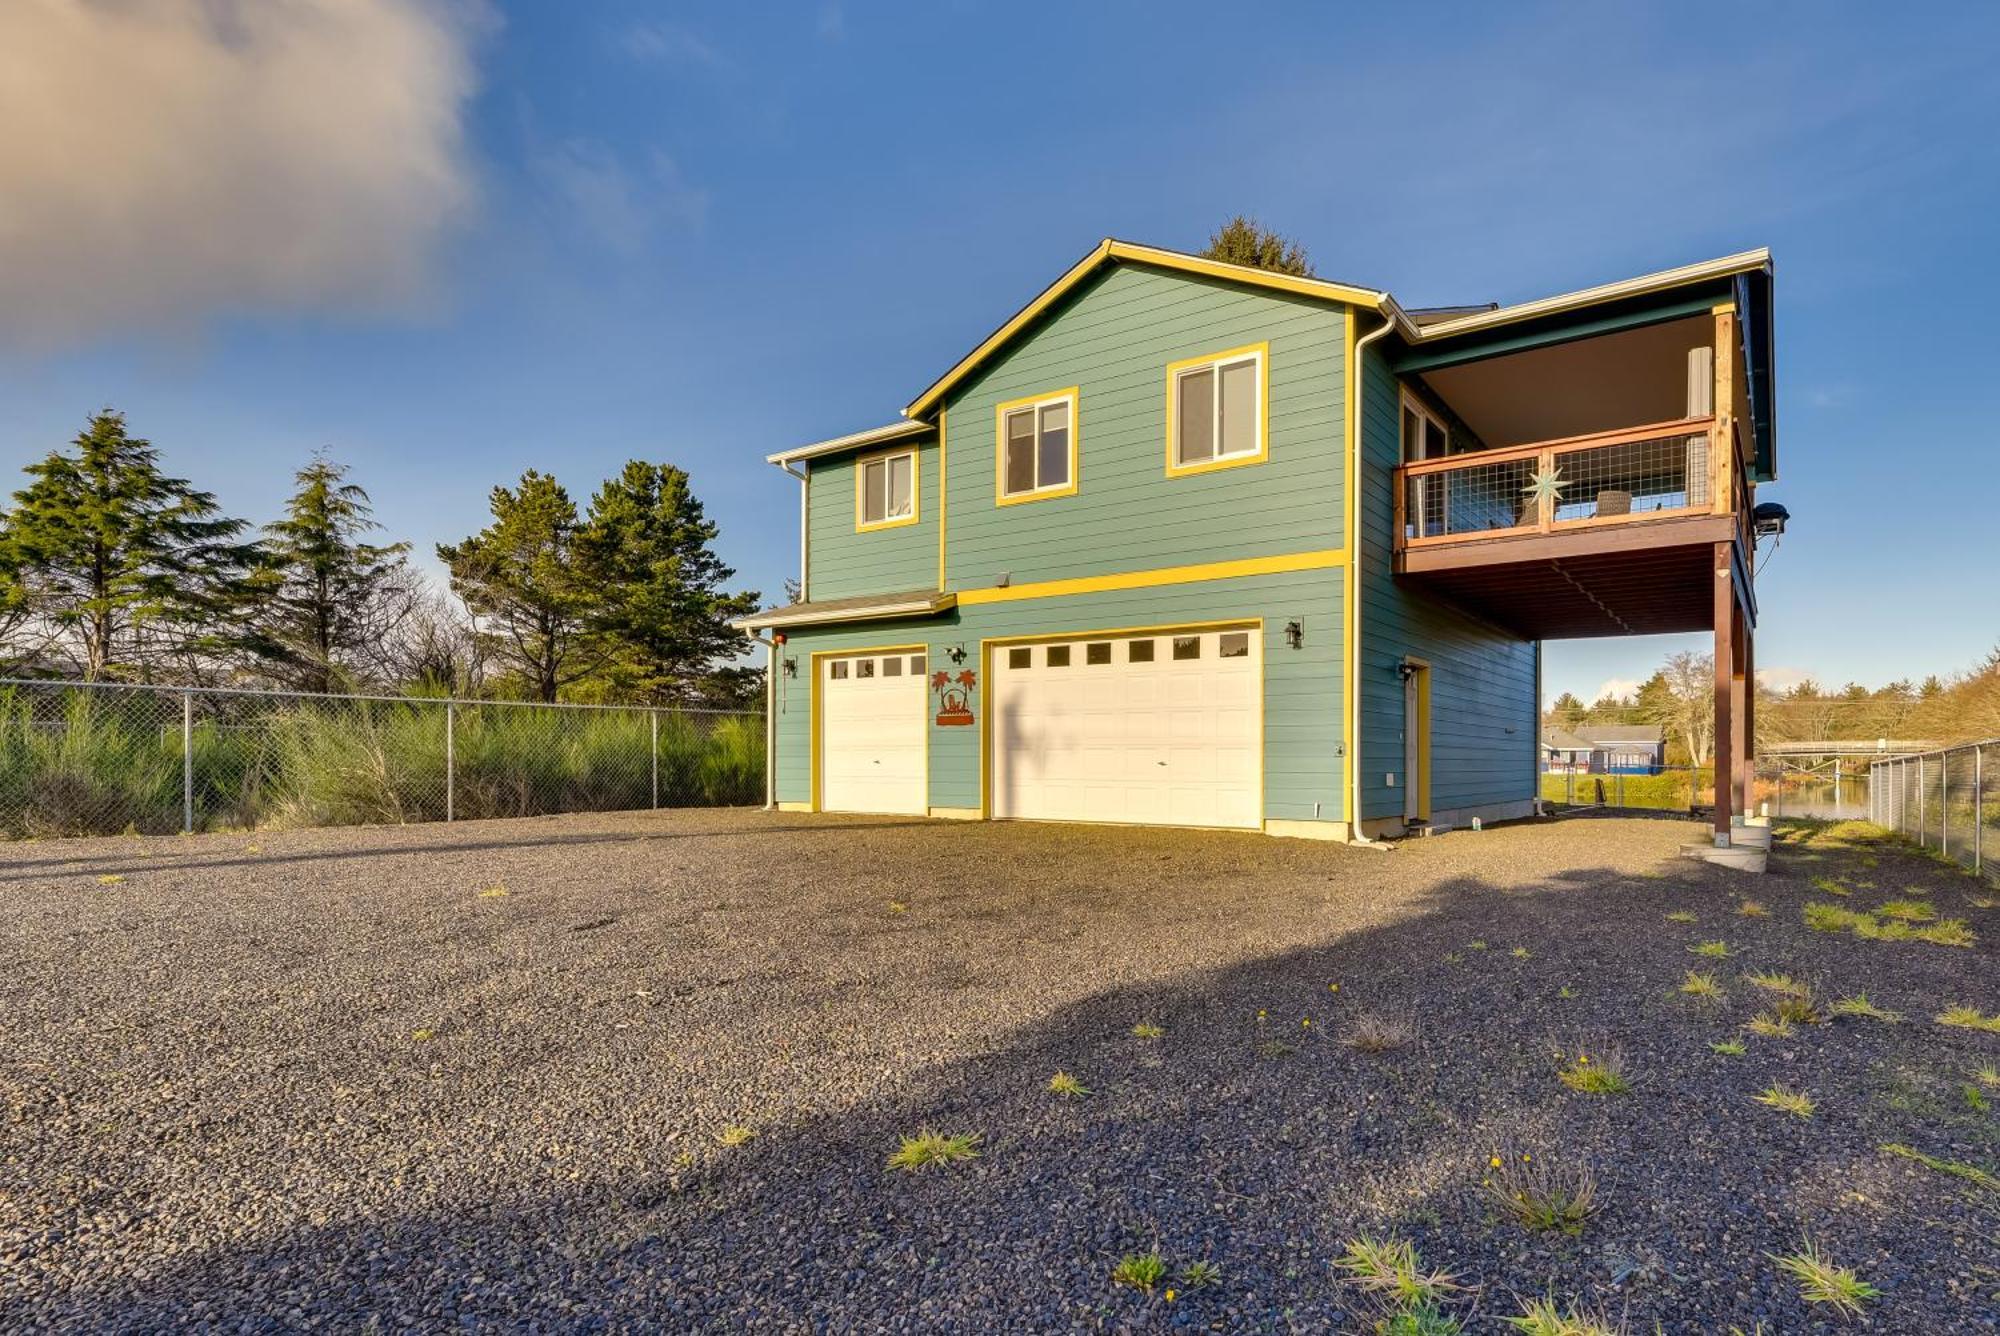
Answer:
[994,387,1078,505]
[1401,392,1448,463]
[856,448,918,531]
[1167,342,1268,476]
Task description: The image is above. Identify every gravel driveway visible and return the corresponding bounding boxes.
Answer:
[2,809,1995,1332]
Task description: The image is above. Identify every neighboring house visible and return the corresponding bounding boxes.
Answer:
[1542,725,1666,775]
[737,240,1776,840]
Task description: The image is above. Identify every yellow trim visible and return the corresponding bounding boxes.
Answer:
[807,643,930,814]
[853,446,920,532]
[904,238,1388,418]
[1342,310,1359,828]
[957,548,1341,607]
[1403,656,1431,821]
[978,617,1265,822]
[936,408,948,590]
[993,386,1080,506]
[777,800,811,813]
[1164,341,1271,478]
[927,806,980,821]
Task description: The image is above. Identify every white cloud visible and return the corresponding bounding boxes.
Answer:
[620,21,728,70]
[1593,677,1644,703]
[0,0,479,349]
[1757,665,1812,692]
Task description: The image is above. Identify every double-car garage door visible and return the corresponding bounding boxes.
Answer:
[816,626,1260,829]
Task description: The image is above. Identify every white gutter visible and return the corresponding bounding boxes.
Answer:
[766,418,930,467]
[1409,249,1770,341]
[1348,313,1399,847]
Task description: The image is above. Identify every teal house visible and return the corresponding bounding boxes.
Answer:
[736,241,1777,841]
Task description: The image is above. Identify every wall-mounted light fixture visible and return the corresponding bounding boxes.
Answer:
[782,656,798,679]
[945,644,968,666]
[1284,619,1305,650]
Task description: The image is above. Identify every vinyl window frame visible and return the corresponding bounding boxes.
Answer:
[854,446,920,532]
[1165,342,1269,477]
[993,386,1080,506]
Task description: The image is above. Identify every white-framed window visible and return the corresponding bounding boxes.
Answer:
[994,387,1078,504]
[856,448,918,530]
[1400,391,1448,463]
[1401,389,1451,539]
[1167,343,1268,475]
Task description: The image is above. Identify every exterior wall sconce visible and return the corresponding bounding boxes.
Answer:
[782,657,798,678]
[1284,619,1305,650]
[945,644,968,665]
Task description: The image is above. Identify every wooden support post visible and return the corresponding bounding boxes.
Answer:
[1731,614,1750,820]
[1712,307,1737,515]
[1741,620,1756,817]
[1712,541,1735,839]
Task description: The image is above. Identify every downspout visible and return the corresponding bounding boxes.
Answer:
[1347,312,1398,846]
[746,632,778,810]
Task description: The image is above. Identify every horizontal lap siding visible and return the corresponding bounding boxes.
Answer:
[941,265,1346,590]
[772,568,1344,824]
[805,438,939,601]
[1358,349,1537,820]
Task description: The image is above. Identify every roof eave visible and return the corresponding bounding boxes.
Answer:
[732,591,958,632]
[1408,249,1772,342]
[765,418,934,467]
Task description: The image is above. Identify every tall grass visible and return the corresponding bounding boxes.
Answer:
[0,684,763,838]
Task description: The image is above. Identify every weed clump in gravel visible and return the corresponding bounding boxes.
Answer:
[1830,993,1902,1023]
[1556,1047,1630,1096]
[1109,1251,1167,1293]
[1679,970,1725,1003]
[1345,1013,1414,1054]
[1047,1071,1090,1098]
[1879,1141,2000,1194]
[1805,901,1976,948]
[1688,940,1734,959]
[1710,1038,1747,1056]
[1752,1084,1814,1118]
[1736,899,1770,918]
[1742,969,1806,997]
[1483,1153,1599,1235]
[1664,910,1698,924]
[1336,1235,1466,1332]
[1936,1005,2000,1033]
[1810,875,1852,897]
[1504,1294,1617,1335]
[1769,1239,1879,1316]
[1875,898,1936,922]
[714,1125,756,1148]
[1744,1013,1794,1039]
[886,1129,981,1172]
[1178,1259,1222,1289]
[1130,1022,1165,1040]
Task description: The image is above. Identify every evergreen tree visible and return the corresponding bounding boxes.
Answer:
[8,411,253,680]
[1200,216,1313,277]
[579,461,759,706]
[249,454,412,692]
[436,470,601,702]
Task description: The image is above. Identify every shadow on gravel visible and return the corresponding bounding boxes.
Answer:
[20,838,1991,1332]
[0,818,934,881]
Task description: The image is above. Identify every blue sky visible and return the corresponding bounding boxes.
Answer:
[1,1,1995,704]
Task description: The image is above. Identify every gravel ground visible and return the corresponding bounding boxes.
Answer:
[1,809,1995,1333]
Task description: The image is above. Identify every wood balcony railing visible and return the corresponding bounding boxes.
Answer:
[1395,415,1746,551]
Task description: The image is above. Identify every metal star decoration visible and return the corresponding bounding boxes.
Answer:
[1522,464,1566,509]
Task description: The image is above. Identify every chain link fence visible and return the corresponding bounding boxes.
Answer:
[1870,740,1994,880]
[1539,764,1713,814]
[0,678,764,839]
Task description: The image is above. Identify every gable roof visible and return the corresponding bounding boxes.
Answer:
[1575,724,1665,745]
[900,239,1399,419]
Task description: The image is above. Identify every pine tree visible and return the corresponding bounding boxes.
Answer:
[249,454,412,692]
[579,461,760,706]
[8,411,253,680]
[436,470,601,702]
[1199,216,1314,277]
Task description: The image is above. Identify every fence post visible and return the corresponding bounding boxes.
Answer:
[1942,753,1950,859]
[445,701,455,823]
[1975,744,1983,876]
[650,710,659,810]
[182,691,194,834]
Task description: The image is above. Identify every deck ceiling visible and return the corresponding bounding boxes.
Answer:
[1420,315,1712,449]
[1396,515,1736,640]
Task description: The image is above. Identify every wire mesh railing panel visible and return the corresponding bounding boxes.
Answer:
[1405,455,1537,539]
[1550,432,1710,524]
[0,679,764,840]
[1539,764,1708,813]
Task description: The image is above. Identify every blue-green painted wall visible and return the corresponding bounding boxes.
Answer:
[803,434,939,601]
[938,262,1347,592]
[1356,344,1538,821]
[771,566,1344,824]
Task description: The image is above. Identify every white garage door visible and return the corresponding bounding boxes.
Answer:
[819,650,927,815]
[991,627,1260,829]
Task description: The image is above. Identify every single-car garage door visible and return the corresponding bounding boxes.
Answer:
[991,627,1260,829]
[819,650,927,815]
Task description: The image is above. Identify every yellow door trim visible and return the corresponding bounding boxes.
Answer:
[978,618,1264,824]
[957,548,1342,608]
[1402,655,1431,821]
[808,643,930,814]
